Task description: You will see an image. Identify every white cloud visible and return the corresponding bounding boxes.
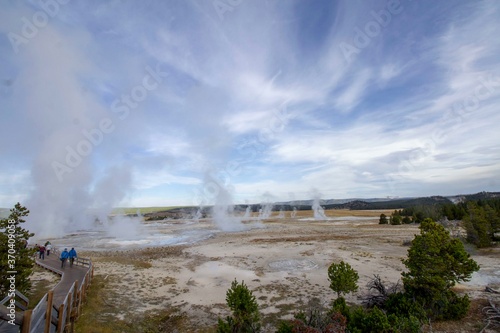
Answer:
[133,169,201,191]
[378,63,402,85]
[1,0,500,213]
[334,69,372,111]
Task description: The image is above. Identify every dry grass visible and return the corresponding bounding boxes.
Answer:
[161,276,177,285]
[27,265,60,309]
[476,246,500,258]
[251,234,353,244]
[352,251,374,258]
[94,256,152,269]
[84,245,186,260]
[136,245,186,259]
[75,275,130,332]
[326,209,393,217]
[245,209,393,220]
[75,275,191,333]
[112,207,391,218]
[111,206,183,215]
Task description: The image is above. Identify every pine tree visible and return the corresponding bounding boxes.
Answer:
[328,261,359,298]
[379,214,388,224]
[402,219,479,319]
[391,214,402,225]
[0,203,35,296]
[464,202,493,247]
[217,279,261,333]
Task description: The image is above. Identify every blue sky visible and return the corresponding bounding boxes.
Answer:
[1,0,500,216]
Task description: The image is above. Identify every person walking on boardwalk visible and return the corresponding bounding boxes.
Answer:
[60,248,69,268]
[39,244,46,260]
[69,247,77,267]
[46,242,52,256]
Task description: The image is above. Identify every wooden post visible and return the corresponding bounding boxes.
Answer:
[44,291,54,333]
[74,290,81,318]
[57,304,64,333]
[21,309,32,333]
[73,280,79,310]
[66,291,73,331]
[82,275,89,303]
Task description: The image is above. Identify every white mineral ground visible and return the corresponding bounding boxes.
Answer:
[36,210,500,328]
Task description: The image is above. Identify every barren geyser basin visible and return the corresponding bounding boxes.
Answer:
[39,209,500,330]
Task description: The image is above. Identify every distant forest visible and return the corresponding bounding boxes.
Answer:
[376,192,500,248]
[238,191,500,213]
[139,192,500,248]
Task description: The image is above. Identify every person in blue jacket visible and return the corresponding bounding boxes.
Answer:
[60,248,69,268]
[68,247,77,267]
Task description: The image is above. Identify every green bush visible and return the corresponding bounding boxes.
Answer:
[402,219,479,320]
[362,307,392,332]
[331,295,423,333]
[422,290,470,321]
[277,314,347,333]
[402,216,412,224]
[464,202,497,247]
[345,306,391,333]
[331,297,350,318]
[384,293,426,321]
[275,320,294,333]
[390,214,402,225]
[217,279,260,333]
[327,261,359,298]
[387,314,421,333]
[277,298,347,333]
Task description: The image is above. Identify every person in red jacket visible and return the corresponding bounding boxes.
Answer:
[38,245,45,260]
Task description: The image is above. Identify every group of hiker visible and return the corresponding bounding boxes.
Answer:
[59,247,78,268]
[34,241,53,260]
[34,241,78,268]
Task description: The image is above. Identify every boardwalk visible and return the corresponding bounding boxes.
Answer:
[35,253,88,306]
[0,251,93,333]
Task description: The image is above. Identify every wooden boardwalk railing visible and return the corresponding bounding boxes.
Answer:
[0,252,93,333]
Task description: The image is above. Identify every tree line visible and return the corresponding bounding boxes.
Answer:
[379,198,500,248]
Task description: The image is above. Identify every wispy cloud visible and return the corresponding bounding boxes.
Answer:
[0,0,499,227]
[334,69,372,111]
